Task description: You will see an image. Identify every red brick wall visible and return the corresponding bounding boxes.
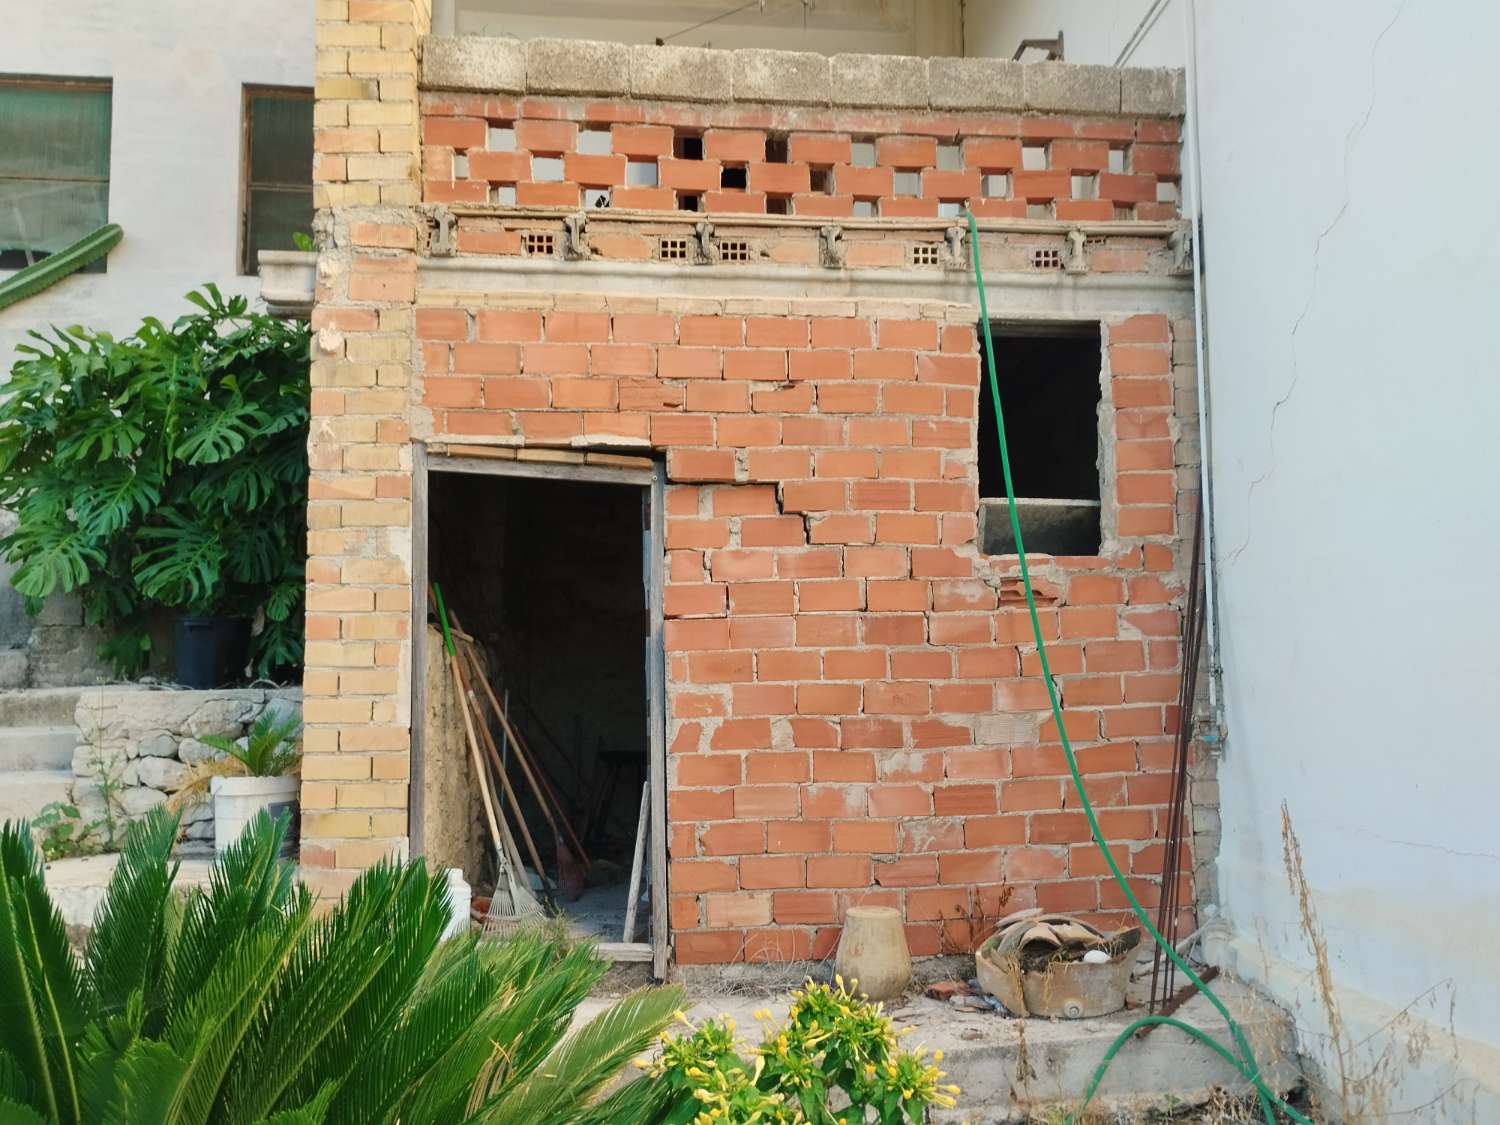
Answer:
[415,294,1194,964]
[421,95,1182,221]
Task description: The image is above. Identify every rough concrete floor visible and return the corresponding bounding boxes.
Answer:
[576,963,1303,1124]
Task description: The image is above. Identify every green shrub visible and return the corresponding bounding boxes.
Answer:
[606,979,961,1124]
[0,285,310,678]
[0,807,685,1124]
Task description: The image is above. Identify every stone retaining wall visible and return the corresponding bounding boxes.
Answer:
[72,686,302,850]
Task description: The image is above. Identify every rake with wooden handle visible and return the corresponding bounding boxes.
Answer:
[432,584,541,935]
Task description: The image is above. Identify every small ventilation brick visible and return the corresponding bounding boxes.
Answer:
[522,231,556,257]
[911,244,942,267]
[658,236,691,262]
[1029,247,1063,270]
[717,239,753,263]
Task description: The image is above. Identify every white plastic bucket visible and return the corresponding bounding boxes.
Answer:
[211,774,300,855]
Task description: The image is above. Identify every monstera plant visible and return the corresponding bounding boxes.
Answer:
[0,285,310,679]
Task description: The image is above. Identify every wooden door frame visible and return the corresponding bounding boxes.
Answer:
[411,444,671,977]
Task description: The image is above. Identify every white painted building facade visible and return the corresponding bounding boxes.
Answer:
[0,0,314,364]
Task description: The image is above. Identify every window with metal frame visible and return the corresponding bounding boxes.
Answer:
[242,86,313,275]
[0,76,112,272]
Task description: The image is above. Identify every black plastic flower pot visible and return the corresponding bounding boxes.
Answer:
[175,615,251,689]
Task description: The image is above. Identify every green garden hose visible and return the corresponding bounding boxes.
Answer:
[963,211,1310,1125]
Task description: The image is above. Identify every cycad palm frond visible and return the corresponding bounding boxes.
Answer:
[223,858,448,1122]
[162,811,294,1026]
[0,819,86,1125]
[86,807,181,1028]
[472,984,687,1125]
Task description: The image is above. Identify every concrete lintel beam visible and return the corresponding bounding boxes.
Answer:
[417,36,1183,120]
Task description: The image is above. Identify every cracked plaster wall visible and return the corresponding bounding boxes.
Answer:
[1196,0,1500,1118]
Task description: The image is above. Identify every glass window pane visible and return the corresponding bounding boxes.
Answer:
[249,92,313,186]
[0,83,111,180]
[246,186,313,270]
[0,179,109,254]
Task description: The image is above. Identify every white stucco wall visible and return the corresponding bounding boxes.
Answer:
[962,0,1182,66]
[0,0,312,367]
[1195,0,1500,1118]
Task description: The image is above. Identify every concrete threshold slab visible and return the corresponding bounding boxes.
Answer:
[45,851,216,934]
[575,968,1300,1123]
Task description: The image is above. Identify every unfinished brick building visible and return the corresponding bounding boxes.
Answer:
[298,0,1198,977]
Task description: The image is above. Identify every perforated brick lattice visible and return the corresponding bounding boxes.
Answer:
[421,97,1184,222]
[1030,247,1063,270]
[522,231,556,257]
[658,236,691,262]
[717,239,752,263]
[911,244,942,267]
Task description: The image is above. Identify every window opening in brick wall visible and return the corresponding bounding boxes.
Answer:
[1113,204,1133,220]
[674,132,703,160]
[1029,246,1062,269]
[911,243,941,266]
[531,156,564,183]
[765,196,788,215]
[893,170,920,197]
[1071,174,1098,200]
[1021,143,1048,170]
[765,135,787,163]
[586,189,610,209]
[425,467,661,958]
[850,140,876,168]
[626,160,658,187]
[488,125,517,151]
[239,84,311,275]
[852,199,876,218]
[494,185,517,206]
[658,235,690,261]
[936,143,962,171]
[981,173,1010,198]
[1026,202,1052,220]
[808,167,830,194]
[1157,180,1180,204]
[1108,146,1128,174]
[522,231,555,256]
[717,238,752,262]
[720,165,747,191]
[977,322,1103,556]
[937,201,961,219]
[452,153,470,179]
[679,193,701,212]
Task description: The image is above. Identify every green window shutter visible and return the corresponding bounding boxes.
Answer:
[0,79,112,268]
[243,87,313,274]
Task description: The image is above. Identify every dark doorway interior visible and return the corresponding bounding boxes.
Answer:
[427,469,650,943]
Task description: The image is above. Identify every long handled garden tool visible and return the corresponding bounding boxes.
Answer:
[452,626,589,900]
[432,584,542,936]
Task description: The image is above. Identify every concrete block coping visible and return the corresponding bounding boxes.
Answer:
[420,36,1186,118]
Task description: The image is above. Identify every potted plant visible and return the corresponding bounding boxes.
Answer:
[0,284,310,685]
[199,710,303,856]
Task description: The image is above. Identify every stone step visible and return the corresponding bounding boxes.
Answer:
[0,726,77,771]
[0,686,84,728]
[0,650,28,690]
[0,769,73,824]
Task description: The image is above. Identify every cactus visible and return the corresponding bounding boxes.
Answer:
[0,223,123,311]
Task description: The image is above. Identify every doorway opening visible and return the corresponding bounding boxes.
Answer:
[416,450,666,971]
